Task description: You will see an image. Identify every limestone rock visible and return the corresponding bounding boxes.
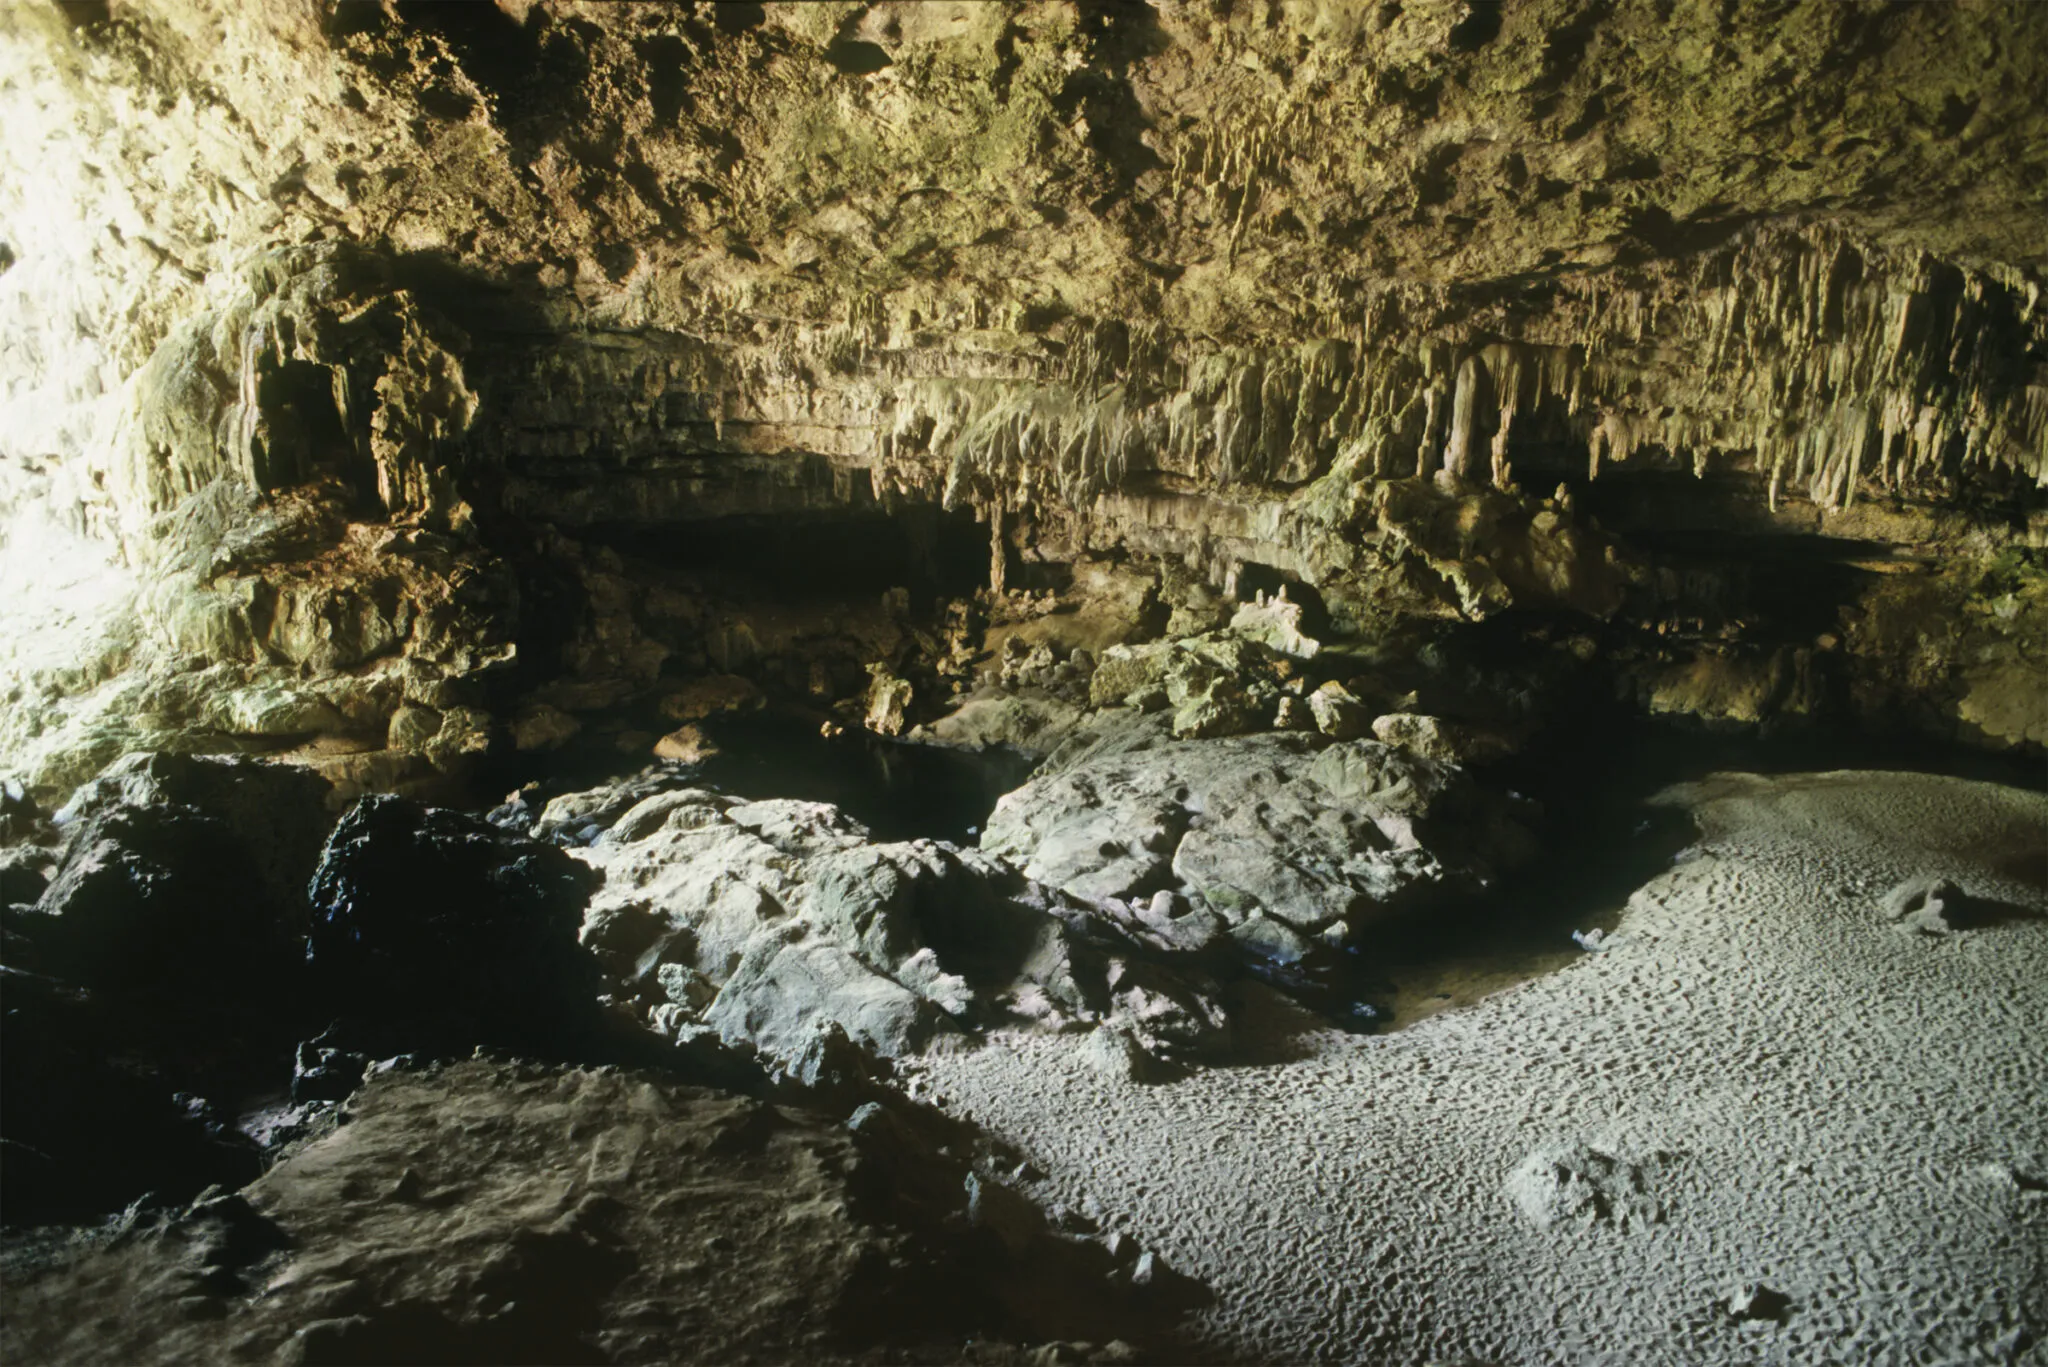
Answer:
[864,664,913,737]
[1371,712,1519,765]
[2,1056,1188,1364]
[658,674,764,724]
[557,771,1226,1073]
[983,733,1531,939]
[1307,681,1372,740]
[508,703,580,753]
[652,723,718,764]
[1505,1143,1668,1232]
[50,752,333,924]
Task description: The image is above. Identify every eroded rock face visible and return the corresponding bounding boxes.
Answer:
[306,794,604,1052]
[1,0,2044,789]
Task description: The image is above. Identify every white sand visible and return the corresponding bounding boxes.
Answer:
[918,771,2048,1365]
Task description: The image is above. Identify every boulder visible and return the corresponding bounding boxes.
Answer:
[53,752,334,930]
[706,925,953,1063]
[1306,681,1372,739]
[29,802,295,995]
[0,964,264,1223]
[1087,632,1289,741]
[1371,712,1520,765]
[983,733,1531,939]
[304,796,602,1050]
[1504,1142,1668,1232]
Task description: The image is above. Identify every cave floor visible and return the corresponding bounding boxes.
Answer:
[914,770,2048,1366]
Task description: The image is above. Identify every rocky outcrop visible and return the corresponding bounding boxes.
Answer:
[0,1058,1205,1365]
[1,754,334,1222]
[558,778,1230,1078]
[305,794,604,1052]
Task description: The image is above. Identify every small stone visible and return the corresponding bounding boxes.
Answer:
[1881,874,1963,921]
[653,724,719,764]
[1722,1283,1791,1323]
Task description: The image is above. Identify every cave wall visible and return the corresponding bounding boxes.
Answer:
[1,0,2044,794]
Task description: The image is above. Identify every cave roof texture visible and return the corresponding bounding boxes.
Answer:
[1,0,2045,791]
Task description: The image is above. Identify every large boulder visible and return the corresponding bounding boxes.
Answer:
[1087,632,1294,741]
[52,752,334,931]
[982,733,1535,948]
[26,806,303,996]
[304,796,602,1050]
[0,754,338,1224]
[0,963,266,1224]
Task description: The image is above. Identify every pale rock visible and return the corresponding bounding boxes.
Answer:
[864,664,913,737]
[1307,681,1372,740]
[653,724,719,764]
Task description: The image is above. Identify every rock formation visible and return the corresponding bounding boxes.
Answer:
[0,0,2042,791]
[2,3,2045,1363]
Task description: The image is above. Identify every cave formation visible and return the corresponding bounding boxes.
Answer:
[1,1,2045,1363]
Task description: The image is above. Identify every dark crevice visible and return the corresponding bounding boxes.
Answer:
[710,2,766,36]
[1447,0,1504,52]
[822,39,892,76]
[52,0,111,29]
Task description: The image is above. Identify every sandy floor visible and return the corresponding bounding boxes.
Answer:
[918,771,2048,1366]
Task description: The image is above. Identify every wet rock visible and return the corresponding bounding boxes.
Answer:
[304,796,602,1052]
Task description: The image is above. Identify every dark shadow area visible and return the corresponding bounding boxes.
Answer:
[51,0,110,29]
[594,505,990,607]
[491,713,1035,848]
[1448,0,1505,52]
[695,715,1036,844]
[1055,1,1170,204]
[822,38,892,75]
[710,2,766,36]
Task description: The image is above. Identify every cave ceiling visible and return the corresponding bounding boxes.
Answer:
[0,0,2045,791]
